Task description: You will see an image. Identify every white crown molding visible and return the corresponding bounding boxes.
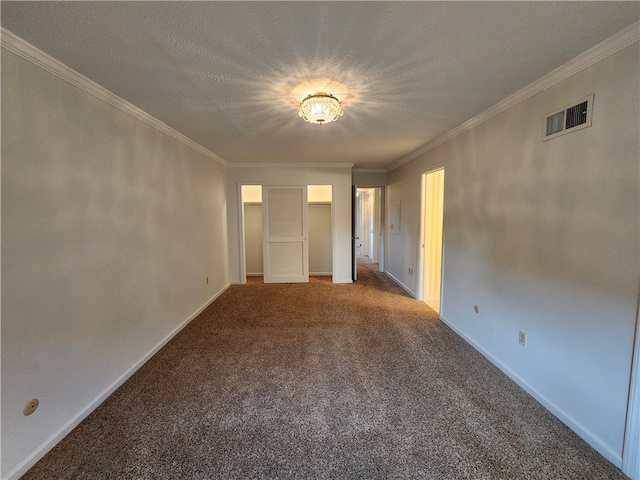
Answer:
[229,162,355,169]
[1,27,228,167]
[389,21,640,171]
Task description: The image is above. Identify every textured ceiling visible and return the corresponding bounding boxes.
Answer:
[2,2,639,169]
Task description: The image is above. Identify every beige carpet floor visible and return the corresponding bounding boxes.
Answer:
[22,258,628,479]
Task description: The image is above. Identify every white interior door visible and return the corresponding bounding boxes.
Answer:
[262,186,309,283]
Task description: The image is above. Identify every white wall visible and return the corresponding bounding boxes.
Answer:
[1,47,230,478]
[228,164,352,283]
[352,170,387,187]
[386,42,639,467]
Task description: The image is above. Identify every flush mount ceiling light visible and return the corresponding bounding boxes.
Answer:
[298,92,343,125]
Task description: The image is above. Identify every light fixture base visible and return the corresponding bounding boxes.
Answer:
[299,92,343,125]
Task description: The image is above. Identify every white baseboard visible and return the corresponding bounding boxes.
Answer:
[241,274,334,280]
[439,314,623,469]
[4,284,230,480]
[236,274,335,284]
[384,271,416,298]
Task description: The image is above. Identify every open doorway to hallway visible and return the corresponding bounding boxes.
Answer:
[240,185,333,284]
[418,168,444,314]
[354,187,383,279]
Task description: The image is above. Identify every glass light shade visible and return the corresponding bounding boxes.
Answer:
[298,92,343,125]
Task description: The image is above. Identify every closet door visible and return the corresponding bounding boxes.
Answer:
[262,186,309,283]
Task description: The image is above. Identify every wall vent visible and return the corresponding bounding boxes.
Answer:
[543,94,594,141]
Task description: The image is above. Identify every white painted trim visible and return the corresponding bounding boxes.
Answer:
[389,21,640,171]
[3,284,230,480]
[439,315,623,469]
[310,272,333,276]
[0,28,228,167]
[622,285,640,479]
[229,162,354,169]
[384,271,416,299]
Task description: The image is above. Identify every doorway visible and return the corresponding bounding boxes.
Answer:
[353,187,383,280]
[419,168,445,314]
[240,185,333,283]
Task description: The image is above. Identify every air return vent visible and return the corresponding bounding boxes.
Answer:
[543,94,594,141]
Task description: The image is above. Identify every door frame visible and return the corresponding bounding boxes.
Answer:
[417,166,445,312]
[239,183,336,284]
[356,187,382,263]
[353,185,385,279]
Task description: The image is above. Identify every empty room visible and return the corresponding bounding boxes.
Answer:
[2,2,639,479]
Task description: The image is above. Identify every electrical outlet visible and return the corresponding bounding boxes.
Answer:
[519,330,527,347]
[408,268,413,275]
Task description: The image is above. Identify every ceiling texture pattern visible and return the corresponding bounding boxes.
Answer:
[2,1,639,169]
